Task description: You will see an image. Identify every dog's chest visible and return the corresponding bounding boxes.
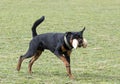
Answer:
[61,46,68,52]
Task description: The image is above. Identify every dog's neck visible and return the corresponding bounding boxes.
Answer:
[64,34,73,50]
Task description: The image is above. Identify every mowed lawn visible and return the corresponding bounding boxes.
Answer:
[0,0,120,84]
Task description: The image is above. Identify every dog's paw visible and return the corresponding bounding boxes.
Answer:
[69,75,75,79]
[67,74,75,79]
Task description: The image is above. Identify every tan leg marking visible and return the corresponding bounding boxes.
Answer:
[28,50,42,74]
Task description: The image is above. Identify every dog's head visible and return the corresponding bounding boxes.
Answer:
[65,27,87,49]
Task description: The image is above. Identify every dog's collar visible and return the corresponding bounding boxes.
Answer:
[64,34,72,50]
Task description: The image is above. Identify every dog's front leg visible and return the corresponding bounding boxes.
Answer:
[59,56,74,79]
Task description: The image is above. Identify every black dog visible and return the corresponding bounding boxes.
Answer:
[17,16,87,79]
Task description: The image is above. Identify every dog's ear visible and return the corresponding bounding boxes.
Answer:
[65,32,72,36]
[81,27,85,34]
[79,27,85,37]
[65,32,72,38]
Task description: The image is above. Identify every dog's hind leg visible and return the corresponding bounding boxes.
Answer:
[28,50,42,74]
[16,41,39,71]
[16,50,36,72]
[16,55,25,71]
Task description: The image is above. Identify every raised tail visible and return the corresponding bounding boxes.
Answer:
[32,16,45,37]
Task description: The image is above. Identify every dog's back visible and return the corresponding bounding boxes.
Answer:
[30,16,65,54]
[33,33,64,52]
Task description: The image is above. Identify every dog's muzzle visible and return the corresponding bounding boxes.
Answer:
[82,38,87,48]
[78,38,87,48]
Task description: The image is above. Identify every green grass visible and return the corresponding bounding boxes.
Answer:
[0,0,120,83]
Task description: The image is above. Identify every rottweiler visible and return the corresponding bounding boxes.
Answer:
[16,16,87,79]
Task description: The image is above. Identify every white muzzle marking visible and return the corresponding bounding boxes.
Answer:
[82,38,87,48]
[72,39,79,49]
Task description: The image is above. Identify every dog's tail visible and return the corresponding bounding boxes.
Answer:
[32,16,45,37]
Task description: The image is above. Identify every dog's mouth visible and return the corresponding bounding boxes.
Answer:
[77,38,87,48]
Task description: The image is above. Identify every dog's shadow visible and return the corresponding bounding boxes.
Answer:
[24,71,120,82]
[76,73,120,82]
[25,70,66,79]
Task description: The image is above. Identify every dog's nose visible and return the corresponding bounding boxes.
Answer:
[82,38,87,48]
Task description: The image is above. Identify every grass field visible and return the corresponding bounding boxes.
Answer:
[0,0,120,84]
